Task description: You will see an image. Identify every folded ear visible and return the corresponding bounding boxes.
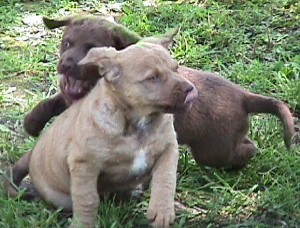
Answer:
[42,17,71,29]
[78,47,121,82]
[109,24,142,49]
[141,27,179,49]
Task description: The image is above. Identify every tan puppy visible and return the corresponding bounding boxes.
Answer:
[27,36,198,227]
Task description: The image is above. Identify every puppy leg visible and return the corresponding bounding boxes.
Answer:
[228,137,257,170]
[69,161,100,228]
[146,144,179,227]
[43,186,72,211]
[24,93,68,137]
[3,150,40,201]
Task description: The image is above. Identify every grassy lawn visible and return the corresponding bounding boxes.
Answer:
[0,0,299,227]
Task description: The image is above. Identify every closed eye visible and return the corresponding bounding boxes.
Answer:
[147,75,160,82]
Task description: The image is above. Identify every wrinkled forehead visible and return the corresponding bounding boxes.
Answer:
[120,43,178,70]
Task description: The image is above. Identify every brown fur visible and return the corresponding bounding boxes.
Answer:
[21,38,198,227]
[3,151,38,201]
[175,67,296,168]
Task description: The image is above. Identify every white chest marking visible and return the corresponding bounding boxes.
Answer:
[132,149,148,176]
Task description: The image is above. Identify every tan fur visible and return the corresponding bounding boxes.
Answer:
[28,39,197,227]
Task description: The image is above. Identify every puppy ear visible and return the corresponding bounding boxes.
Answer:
[109,24,142,50]
[78,47,121,82]
[43,17,71,29]
[141,27,179,49]
[98,63,121,82]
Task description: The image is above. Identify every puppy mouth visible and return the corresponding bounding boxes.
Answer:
[183,86,198,109]
[160,87,198,113]
[184,87,198,104]
[60,74,88,101]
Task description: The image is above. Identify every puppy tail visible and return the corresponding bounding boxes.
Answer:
[244,93,296,149]
[3,150,39,201]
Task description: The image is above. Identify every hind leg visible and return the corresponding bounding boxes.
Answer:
[46,188,72,211]
[4,150,41,201]
[31,176,72,211]
[228,137,257,170]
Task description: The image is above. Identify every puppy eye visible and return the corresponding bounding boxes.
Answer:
[147,75,160,82]
[64,41,71,48]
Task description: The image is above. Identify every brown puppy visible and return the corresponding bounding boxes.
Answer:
[23,15,296,169]
[25,37,198,227]
[175,67,296,168]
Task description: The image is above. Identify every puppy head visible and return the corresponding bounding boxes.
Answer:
[43,15,141,103]
[79,31,198,116]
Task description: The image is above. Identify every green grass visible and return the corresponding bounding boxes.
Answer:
[0,0,299,227]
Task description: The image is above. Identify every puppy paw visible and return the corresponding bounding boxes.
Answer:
[23,115,42,137]
[146,204,175,227]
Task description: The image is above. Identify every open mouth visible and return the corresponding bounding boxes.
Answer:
[184,87,198,104]
[60,74,88,101]
[166,88,198,113]
[184,86,198,109]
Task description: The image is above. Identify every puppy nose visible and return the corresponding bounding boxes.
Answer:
[61,58,74,73]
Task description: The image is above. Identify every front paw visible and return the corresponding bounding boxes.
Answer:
[146,203,175,227]
[24,114,42,137]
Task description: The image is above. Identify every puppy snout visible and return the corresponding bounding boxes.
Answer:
[184,84,194,95]
[60,58,75,73]
[184,83,198,104]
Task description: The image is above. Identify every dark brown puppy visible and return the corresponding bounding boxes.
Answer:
[6,16,296,200]
[175,67,296,168]
[24,15,140,137]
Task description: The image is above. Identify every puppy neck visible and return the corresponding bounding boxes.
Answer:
[103,80,132,112]
[124,112,162,138]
